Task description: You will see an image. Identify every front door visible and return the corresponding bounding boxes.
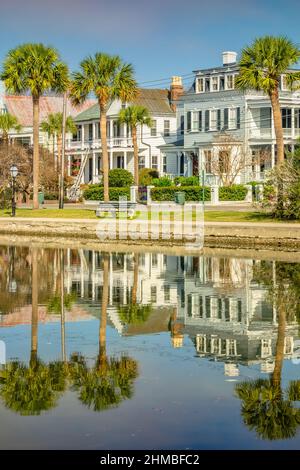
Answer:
[117,155,124,168]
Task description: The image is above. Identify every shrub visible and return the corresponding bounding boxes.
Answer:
[108,168,133,187]
[173,176,199,186]
[139,168,159,186]
[44,192,58,200]
[0,188,12,209]
[152,176,173,187]
[151,186,211,202]
[219,185,247,201]
[83,185,130,201]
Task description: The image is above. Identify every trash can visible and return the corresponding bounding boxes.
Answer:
[38,191,44,205]
[174,191,185,205]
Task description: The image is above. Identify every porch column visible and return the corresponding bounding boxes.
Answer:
[124,151,127,169]
[110,151,113,169]
[81,125,85,150]
[271,144,275,168]
[92,152,96,183]
[292,108,295,140]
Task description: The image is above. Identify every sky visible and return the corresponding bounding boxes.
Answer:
[1,0,300,89]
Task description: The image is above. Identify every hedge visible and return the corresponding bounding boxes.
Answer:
[83,185,130,201]
[108,168,133,187]
[152,177,173,187]
[173,176,199,186]
[150,186,211,202]
[219,185,247,201]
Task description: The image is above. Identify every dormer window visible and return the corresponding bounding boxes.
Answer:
[211,76,219,91]
[205,78,210,92]
[196,77,204,93]
[220,76,225,91]
[226,74,234,90]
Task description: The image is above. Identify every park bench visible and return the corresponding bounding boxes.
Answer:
[96,201,137,219]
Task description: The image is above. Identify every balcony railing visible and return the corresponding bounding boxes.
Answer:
[69,137,134,150]
[249,128,272,139]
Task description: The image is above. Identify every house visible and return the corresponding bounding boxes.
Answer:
[66,81,179,184]
[161,51,300,185]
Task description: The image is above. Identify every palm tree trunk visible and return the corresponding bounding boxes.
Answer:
[132,252,139,304]
[57,134,62,173]
[99,253,109,369]
[31,247,38,365]
[32,96,40,209]
[100,102,109,202]
[270,88,284,165]
[60,249,66,363]
[132,126,139,186]
[272,301,286,389]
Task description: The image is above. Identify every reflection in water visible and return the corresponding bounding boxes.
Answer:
[0,245,300,444]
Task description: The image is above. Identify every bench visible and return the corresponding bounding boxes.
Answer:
[96,201,137,219]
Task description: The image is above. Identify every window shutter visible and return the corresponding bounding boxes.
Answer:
[205,110,210,131]
[217,109,221,131]
[187,111,191,132]
[237,107,240,129]
[198,111,202,131]
[223,108,228,130]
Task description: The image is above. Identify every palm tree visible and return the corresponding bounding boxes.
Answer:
[0,113,21,144]
[1,43,69,208]
[236,36,300,165]
[70,53,137,202]
[41,113,77,171]
[118,106,152,185]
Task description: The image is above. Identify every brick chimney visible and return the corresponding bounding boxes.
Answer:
[170,76,184,111]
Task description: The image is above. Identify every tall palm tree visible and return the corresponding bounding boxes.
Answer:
[41,113,77,171]
[118,105,152,185]
[0,113,21,144]
[236,36,300,165]
[1,43,69,208]
[70,53,137,202]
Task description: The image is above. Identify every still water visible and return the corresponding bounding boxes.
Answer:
[0,243,300,449]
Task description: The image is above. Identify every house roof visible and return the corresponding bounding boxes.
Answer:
[4,95,97,127]
[74,88,175,122]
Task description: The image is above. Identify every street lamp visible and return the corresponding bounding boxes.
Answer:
[10,164,18,217]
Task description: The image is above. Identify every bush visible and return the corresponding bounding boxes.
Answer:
[219,185,247,201]
[0,188,12,209]
[151,186,211,202]
[108,168,134,187]
[152,177,173,187]
[83,185,130,201]
[44,192,58,200]
[139,168,159,186]
[174,176,199,186]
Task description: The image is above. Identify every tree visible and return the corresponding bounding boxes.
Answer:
[70,53,137,202]
[1,43,69,209]
[0,113,21,143]
[236,36,300,165]
[41,112,77,171]
[118,105,152,185]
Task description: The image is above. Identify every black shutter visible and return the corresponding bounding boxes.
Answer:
[187,111,191,132]
[223,108,228,130]
[198,111,202,131]
[205,110,210,131]
[237,107,240,129]
[217,109,221,130]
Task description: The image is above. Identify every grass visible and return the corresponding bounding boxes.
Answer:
[0,208,298,223]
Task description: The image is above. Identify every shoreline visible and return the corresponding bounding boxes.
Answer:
[0,217,300,253]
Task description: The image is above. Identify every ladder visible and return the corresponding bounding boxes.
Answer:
[68,148,90,201]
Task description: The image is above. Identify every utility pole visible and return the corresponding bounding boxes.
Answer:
[59,92,67,209]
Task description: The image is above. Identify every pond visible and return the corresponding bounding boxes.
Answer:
[0,242,300,449]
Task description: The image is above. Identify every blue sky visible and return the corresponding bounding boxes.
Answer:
[1,0,300,88]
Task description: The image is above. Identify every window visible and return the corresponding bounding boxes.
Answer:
[89,123,93,141]
[163,155,167,173]
[223,108,228,130]
[211,76,219,91]
[180,115,184,134]
[187,111,191,132]
[229,108,237,129]
[281,74,288,91]
[204,150,212,173]
[151,155,158,169]
[151,120,157,136]
[164,285,170,302]
[204,110,210,131]
[152,253,158,267]
[96,123,100,139]
[260,107,271,128]
[220,76,225,91]
[164,120,170,136]
[139,156,145,169]
[295,108,300,129]
[192,111,199,131]
[205,296,211,318]
[210,110,217,130]
[205,78,210,92]
[117,155,124,168]
[226,74,234,90]
[151,286,157,303]
[73,125,81,142]
[196,77,204,93]
[179,153,185,175]
[281,108,292,128]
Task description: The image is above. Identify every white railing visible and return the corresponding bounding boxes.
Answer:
[68,137,134,150]
[249,128,272,139]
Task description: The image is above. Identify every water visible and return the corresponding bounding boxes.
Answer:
[0,242,300,449]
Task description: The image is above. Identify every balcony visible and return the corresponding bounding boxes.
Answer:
[68,137,134,151]
[249,128,272,139]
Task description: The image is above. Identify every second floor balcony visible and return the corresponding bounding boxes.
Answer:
[68,136,134,151]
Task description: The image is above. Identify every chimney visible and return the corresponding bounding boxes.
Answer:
[222,51,237,66]
[170,76,184,111]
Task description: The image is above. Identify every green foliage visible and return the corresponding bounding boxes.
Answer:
[152,177,173,187]
[150,186,211,202]
[41,113,77,138]
[219,184,248,201]
[108,168,134,187]
[118,304,152,325]
[118,105,152,129]
[0,113,22,138]
[174,176,199,186]
[0,188,12,209]
[47,292,77,315]
[139,168,159,186]
[83,185,130,201]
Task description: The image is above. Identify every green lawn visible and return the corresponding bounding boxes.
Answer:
[0,208,298,223]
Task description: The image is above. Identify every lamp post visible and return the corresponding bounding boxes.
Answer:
[10,165,18,217]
